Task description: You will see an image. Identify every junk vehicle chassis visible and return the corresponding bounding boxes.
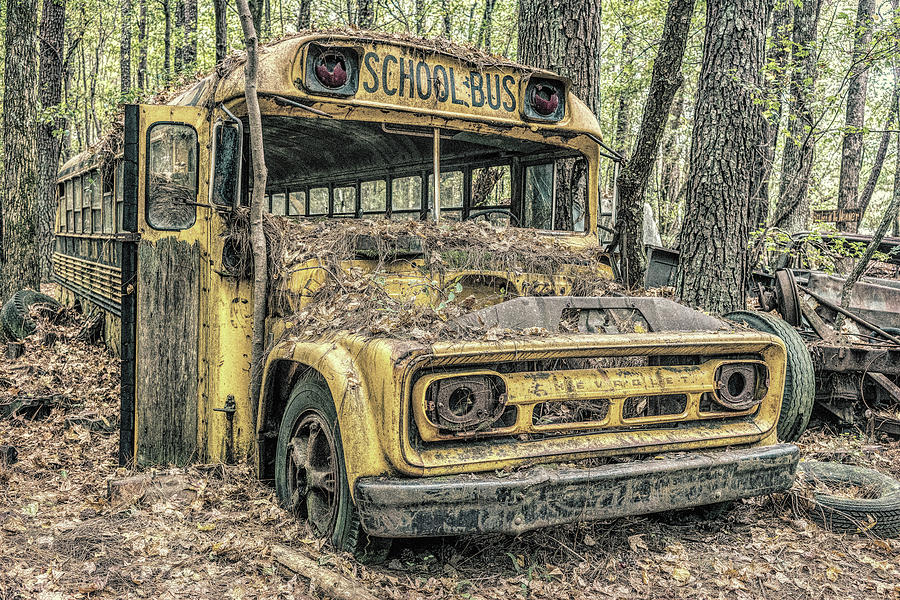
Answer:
[41,31,806,556]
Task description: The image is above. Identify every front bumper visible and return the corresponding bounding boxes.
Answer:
[355,443,798,537]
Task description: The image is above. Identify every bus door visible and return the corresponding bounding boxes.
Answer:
[125,104,212,466]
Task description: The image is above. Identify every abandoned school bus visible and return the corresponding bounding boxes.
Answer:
[51,32,807,556]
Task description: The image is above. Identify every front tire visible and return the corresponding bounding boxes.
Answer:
[724,310,815,442]
[274,378,390,562]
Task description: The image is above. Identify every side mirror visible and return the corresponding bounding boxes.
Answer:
[210,120,243,208]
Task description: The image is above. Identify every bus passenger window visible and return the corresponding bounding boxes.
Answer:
[524,163,553,230]
[82,175,93,233]
[102,169,114,233]
[271,192,287,215]
[288,191,306,216]
[333,186,356,216]
[211,121,241,206]
[115,161,124,231]
[391,176,421,219]
[428,171,464,220]
[74,175,82,233]
[57,183,66,232]
[147,123,198,230]
[361,180,386,214]
[309,187,328,215]
[66,180,74,232]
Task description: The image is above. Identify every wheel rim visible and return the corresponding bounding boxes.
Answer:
[285,410,339,536]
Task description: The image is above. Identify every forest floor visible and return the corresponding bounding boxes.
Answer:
[2,310,900,600]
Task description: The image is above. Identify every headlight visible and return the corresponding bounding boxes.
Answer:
[424,374,507,432]
[714,363,763,410]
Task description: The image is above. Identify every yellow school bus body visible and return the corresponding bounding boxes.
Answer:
[52,32,797,541]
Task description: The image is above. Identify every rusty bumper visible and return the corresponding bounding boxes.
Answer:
[354,444,799,537]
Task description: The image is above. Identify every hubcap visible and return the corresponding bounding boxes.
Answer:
[286,411,339,536]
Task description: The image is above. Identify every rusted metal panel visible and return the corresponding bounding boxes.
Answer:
[354,444,799,537]
[812,344,900,376]
[805,272,900,329]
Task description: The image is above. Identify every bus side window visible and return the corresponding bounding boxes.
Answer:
[115,161,124,232]
[523,163,553,230]
[66,180,74,232]
[271,192,287,215]
[82,174,92,233]
[288,190,306,216]
[90,170,102,233]
[211,121,241,207]
[57,183,66,232]
[102,168,114,233]
[74,175,83,233]
[361,180,386,215]
[147,123,198,230]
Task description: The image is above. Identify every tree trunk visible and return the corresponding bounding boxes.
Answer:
[1,0,42,300]
[615,0,695,289]
[415,0,425,35]
[675,0,772,313]
[773,0,822,233]
[296,0,311,29]
[214,0,227,63]
[753,0,792,230]
[137,0,147,89]
[357,0,373,28]
[121,0,132,94]
[441,0,451,37]
[161,0,171,81]
[838,126,900,311]
[174,0,183,73]
[518,0,601,116]
[612,1,634,159]
[183,0,197,72]
[656,89,685,243]
[476,0,496,51]
[36,0,66,280]
[249,0,263,40]
[836,0,877,232]
[236,0,268,431]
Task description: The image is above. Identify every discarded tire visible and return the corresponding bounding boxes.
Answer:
[798,461,900,538]
[1,289,60,341]
[724,310,815,442]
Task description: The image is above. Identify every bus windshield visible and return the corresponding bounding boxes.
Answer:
[254,116,587,232]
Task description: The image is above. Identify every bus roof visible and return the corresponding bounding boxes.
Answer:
[60,30,605,178]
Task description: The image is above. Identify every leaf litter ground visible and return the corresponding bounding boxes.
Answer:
[2,297,900,599]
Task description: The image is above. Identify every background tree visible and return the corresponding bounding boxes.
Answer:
[675,0,772,313]
[121,0,132,94]
[773,0,822,233]
[836,0,876,232]
[615,0,695,289]
[36,0,67,280]
[214,0,227,63]
[1,0,42,301]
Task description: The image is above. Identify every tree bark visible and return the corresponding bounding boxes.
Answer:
[183,0,197,72]
[36,0,67,280]
[415,0,425,35]
[214,0,227,63]
[174,0,183,73]
[161,0,172,81]
[836,0,877,232]
[357,0,373,28]
[1,0,42,300]
[838,125,900,311]
[615,0,695,289]
[296,0,311,29]
[753,0,792,230]
[236,0,268,431]
[137,0,147,88]
[249,0,263,40]
[612,1,634,159]
[121,0,132,94]
[518,0,601,116]
[476,0,496,51]
[656,89,685,243]
[441,0,451,37]
[675,0,772,313]
[773,0,822,233]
